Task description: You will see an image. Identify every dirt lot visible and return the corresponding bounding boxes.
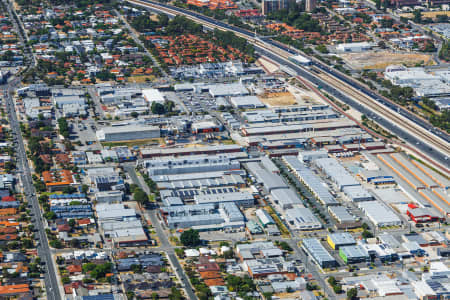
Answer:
[399,11,450,19]
[259,91,297,106]
[340,51,435,70]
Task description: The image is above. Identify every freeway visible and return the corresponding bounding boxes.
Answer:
[123,165,198,300]
[3,80,61,300]
[127,0,449,170]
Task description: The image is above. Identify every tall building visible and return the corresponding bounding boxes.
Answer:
[262,0,289,15]
[305,0,316,12]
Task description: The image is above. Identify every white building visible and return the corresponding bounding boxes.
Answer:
[96,125,160,142]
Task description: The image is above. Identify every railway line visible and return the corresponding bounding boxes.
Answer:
[316,70,448,159]
[127,0,449,173]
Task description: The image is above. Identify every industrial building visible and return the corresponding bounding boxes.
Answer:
[283,156,338,206]
[144,155,240,176]
[297,150,328,162]
[357,201,402,228]
[96,125,160,142]
[336,42,373,52]
[301,238,337,268]
[339,245,370,264]
[327,232,356,250]
[142,88,165,103]
[255,209,275,227]
[285,207,322,230]
[328,206,357,225]
[194,191,254,207]
[160,203,245,231]
[246,161,289,193]
[96,203,148,247]
[95,191,124,203]
[229,95,265,109]
[270,188,303,210]
[140,144,243,158]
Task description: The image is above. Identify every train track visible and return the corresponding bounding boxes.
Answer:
[316,71,449,158]
[127,0,449,173]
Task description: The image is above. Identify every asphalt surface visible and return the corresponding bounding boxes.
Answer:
[123,165,198,300]
[4,81,61,300]
[130,0,449,168]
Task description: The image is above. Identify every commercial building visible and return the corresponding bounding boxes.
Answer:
[194,191,254,207]
[327,232,356,250]
[407,207,442,223]
[283,156,338,206]
[358,201,402,227]
[160,203,245,231]
[96,125,160,142]
[328,206,357,225]
[270,188,303,210]
[142,88,165,103]
[336,42,373,52]
[305,0,316,12]
[339,245,370,264]
[95,191,124,203]
[229,95,265,109]
[140,144,242,158]
[261,0,288,14]
[314,158,360,191]
[256,208,275,227]
[298,150,328,162]
[285,207,322,230]
[144,155,240,176]
[301,238,337,268]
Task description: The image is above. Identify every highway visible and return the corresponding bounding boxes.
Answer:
[126,0,449,171]
[3,80,61,300]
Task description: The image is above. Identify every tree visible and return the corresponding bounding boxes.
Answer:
[413,10,422,23]
[133,188,149,205]
[151,102,165,115]
[68,219,76,228]
[347,287,358,300]
[180,229,200,247]
[81,184,89,194]
[70,238,80,248]
[131,111,139,118]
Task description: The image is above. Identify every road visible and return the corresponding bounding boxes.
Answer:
[123,165,198,300]
[3,81,61,300]
[125,0,449,171]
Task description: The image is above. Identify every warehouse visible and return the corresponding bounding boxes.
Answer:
[229,95,265,109]
[283,156,338,206]
[298,150,328,162]
[194,191,254,207]
[342,186,373,202]
[328,206,356,224]
[285,207,322,230]
[357,201,402,227]
[160,203,245,230]
[339,245,370,264]
[301,238,337,268]
[95,191,124,204]
[156,174,245,190]
[96,125,160,142]
[407,207,442,223]
[246,162,288,192]
[327,232,356,250]
[140,144,243,158]
[256,208,275,227]
[358,170,395,186]
[142,88,165,103]
[144,155,240,176]
[314,158,360,191]
[208,83,249,97]
[270,188,303,210]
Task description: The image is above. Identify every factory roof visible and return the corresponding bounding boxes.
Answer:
[328,206,356,223]
[314,158,360,190]
[302,238,336,264]
[328,232,356,246]
[340,245,369,258]
[357,201,401,225]
[270,188,303,208]
[229,95,265,108]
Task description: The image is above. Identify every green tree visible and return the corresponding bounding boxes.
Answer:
[151,102,166,115]
[347,287,358,300]
[133,188,149,205]
[180,229,200,247]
